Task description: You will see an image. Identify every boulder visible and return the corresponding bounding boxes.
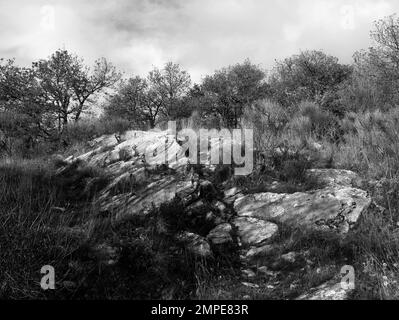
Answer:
[176,232,212,258]
[207,223,233,245]
[233,217,278,247]
[63,129,192,219]
[234,184,371,235]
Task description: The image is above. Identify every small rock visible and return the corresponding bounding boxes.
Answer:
[257,266,276,277]
[233,217,278,247]
[242,269,256,278]
[241,282,259,289]
[205,212,224,226]
[213,200,227,214]
[225,187,241,197]
[245,244,274,260]
[207,223,233,245]
[243,295,251,300]
[177,232,212,258]
[281,252,297,264]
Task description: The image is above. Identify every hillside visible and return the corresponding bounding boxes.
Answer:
[5,128,382,300]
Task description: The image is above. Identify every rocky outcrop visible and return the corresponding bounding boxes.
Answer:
[64,130,191,219]
[62,129,239,261]
[234,169,371,236]
[60,129,374,300]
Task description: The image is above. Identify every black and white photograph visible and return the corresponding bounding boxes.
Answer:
[0,0,399,309]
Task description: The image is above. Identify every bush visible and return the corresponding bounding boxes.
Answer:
[296,101,340,141]
[63,117,133,146]
[332,108,399,178]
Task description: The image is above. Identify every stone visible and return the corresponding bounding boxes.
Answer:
[176,232,212,258]
[233,217,278,247]
[213,200,227,214]
[242,269,256,278]
[245,244,274,260]
[224,187,244,205]
[186,200,210,217]
[241,282,259,289]
[234,181,371,235]
[309,142,322,151]
[296,279,352,300]
[224,187,243,199]
[205,212,224,226]
[62,130,191,219]
[281,252,297,264]
[257,266,276,277]
[207,223,233,245]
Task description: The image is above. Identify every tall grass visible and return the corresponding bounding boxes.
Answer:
[0,159,81,298]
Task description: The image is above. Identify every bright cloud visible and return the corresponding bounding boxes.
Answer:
[0,0,398,82]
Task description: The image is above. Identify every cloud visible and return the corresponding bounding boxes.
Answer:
[0,0,398,82]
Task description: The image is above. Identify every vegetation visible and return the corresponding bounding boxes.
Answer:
[3,14,399,299]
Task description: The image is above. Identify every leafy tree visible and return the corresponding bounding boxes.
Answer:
[269,50,352,109]
[0,59,51,154]
[339,15,399,112]
[33,49,120,133]
[148,62,191,119]
[105,76,162,129]
[201,59,268,128]
[106,62,191,128]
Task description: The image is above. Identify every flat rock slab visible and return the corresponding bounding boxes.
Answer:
[234,186,371,235]
[233,217,278,247]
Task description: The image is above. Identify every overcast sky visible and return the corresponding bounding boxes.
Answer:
[0,0,398,82]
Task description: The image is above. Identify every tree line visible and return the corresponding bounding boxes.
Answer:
[1,14,399,156]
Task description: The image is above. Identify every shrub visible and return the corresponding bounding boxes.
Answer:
[0,159,83,299]
[63,117,133,146]
[296,101,341,141]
